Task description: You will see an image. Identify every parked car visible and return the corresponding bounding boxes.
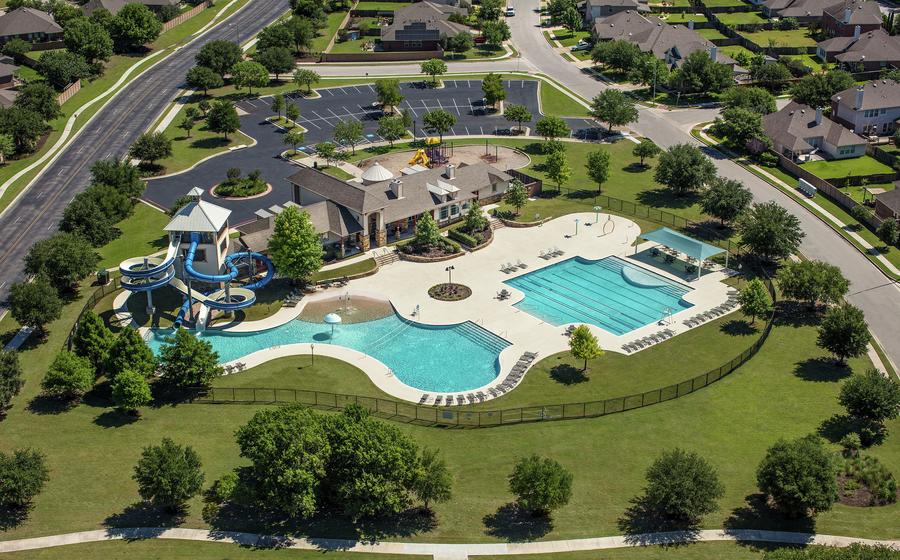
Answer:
[506,6,516,16]
[571,39,591,51]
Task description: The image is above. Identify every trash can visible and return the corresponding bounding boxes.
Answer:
[97,269,109,285]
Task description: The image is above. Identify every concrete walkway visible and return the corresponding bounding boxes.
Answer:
[1,527,897,557]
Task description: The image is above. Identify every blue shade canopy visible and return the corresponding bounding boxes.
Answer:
[641,227,725,261]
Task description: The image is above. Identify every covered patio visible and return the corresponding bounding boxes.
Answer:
[635,227,728,280]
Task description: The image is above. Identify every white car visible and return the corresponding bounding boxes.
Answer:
[506,6,516,16]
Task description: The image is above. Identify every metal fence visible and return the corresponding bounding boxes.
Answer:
[66,276,122,351]
[190,280,776,427]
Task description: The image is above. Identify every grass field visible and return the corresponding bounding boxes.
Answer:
[328,37,371,53]
[741,28,816,48]
[799,155,894,180]
[720,45,755,60]
[313,10,350,52]
[156,102,252,174]
[662,12,709,23]
[715,11,767,25]
[353,1,410,11]
[313,257,378,282]
[553,30,591,47]
[97,203,170,269]
[538,80,590,117]
[701,0,749,7]
[696,28,728,40]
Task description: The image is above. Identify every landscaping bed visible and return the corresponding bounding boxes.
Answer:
[837,455,898,507]
[428,282,472,301]
[211,169,269,198]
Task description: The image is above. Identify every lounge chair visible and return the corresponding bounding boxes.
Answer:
[554,246,564,256]
[517,260,527,269]
[523,351,538,359]
[456,395,465,405]
[433,395,443,406]
[539,250,549,259]
[445,396,454,407]
[565,325,576,336]
[419,394,430,404]
[488,388,499,397]
[476,391,486,401]
[507,262,517,272]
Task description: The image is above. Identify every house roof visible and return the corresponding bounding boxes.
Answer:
[823,0,882,26]
[0,59,18,78]
[288,166,389,214]
[875,188,900,214]
[586,0,650,11]
[304,200,363,237]
[763,100,864,153]
[382,1,468,40]
[392,0,465,22]
[81,0,127,16]
[832,80,900,112]
[0,89,17,109]
[821,29,900,64]
[763,0,823,18]
[164,199,231,233]
[0,7,62,38]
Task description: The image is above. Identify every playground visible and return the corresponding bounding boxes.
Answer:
[357,143,531,177]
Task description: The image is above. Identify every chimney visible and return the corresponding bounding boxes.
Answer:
[843,6,852,23]
[855,85,864,109]
[390,179,403,199]
[688,19,694,29]
[708,46,717,62]
[853,24,860,39]
[445,163,455,180]
[815,107,823,125]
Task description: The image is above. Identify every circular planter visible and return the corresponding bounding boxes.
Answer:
[428,283,471,301]
[209,182,273,200]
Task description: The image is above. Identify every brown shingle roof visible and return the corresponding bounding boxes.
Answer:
[763,100,864,153]
[832,79,900,111]
[823,0,882,26]
[381,1,468,41]
[287,166,388,214]
[0,7,61,38]
[822,29,900,65]
[875,188,900,214]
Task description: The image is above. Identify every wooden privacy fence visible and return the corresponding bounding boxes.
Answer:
[161,0,212,33]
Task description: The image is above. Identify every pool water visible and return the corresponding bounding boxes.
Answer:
[505,256,693,335]
[146,314,509,393]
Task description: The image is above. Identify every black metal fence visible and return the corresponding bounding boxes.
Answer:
[66,276,122,351]
[191,281,776,427]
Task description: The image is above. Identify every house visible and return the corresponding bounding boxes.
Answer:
[583,0,648,24]
[821,0,882,37]
[816,28,900,71]
[831,80,900,137]
[0,57,19,90]
[874,187,900,220]
[263,162,511,255]
[763,101,866,161]
[761,0,823,23]
[0,89,18,108]
[380,1,468,51]
[0,7,63,45]
[82,0,179,16]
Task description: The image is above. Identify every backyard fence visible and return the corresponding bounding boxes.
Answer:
[189,279,776,427]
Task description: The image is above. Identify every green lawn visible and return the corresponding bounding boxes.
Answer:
[328,37,372,53]
[701,0,749,6]
[322,165,356,180]
[553,29,591,47]
[716,11,767,25]
[649,0,692,7]
[720,45,756,60]
[444,44,507,60]
[312,10,350,52]
[156,101,252,174]
[313,257,378,281]
[788,54,830,72]
[353,1,410,11]
[799,155,894,180]
[97,202,170,269]
[662,12,709,23]
[480,542,770,559]
[696,28,728,40]
[741,28,817,48]
[539,80,590,117]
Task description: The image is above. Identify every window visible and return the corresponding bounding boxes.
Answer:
[450,204,459,216]
[492,184,498,193]
[439,206,449,220]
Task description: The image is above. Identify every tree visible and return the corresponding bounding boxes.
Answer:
[545,149,571,192]
[332,119,364,155]
[109,3,162,51]
[628,54,670,89]
[508,455,573,516]
[569,324,602,371]
[284,16,317,54]
[503,179,528,216]
[840,369,900,429]
[709,107,766,151]
[817,303,871,366]
[42,350,94,400]
[478,0,503,21]
[271,92,285,119]
[8,276,61,333]
[877,218,899,249]
[0,133,13,164]
[446,31,474,56]
[776,260,849,307]
[503,103,532,134]
[585,149,610,193]
[36,50,90,90]
[196,40,242,78]
[0,351,24,413]
[757,435,837,518]
[178,112,197,138]
[314,141,337,166]
[63,18,112,65]
[668,51,732,94]
[111,369,152,414]
[738,201,804,261]
[254,46,294,80]
[283,130,305,154]
[561,5,581,32]
[128,131,172,167]
[293,68,321,94]
[481,19,511,47]
[0,107,46,154]
[422,109,456,142]
[1,38,31,60]
[230,61,269,95]
[377,115,406,147]
[420,58,447,84]
[157,328,223,388]
[256,22,294,52]
[14,83,61,121]
[750,62,792,91]
[632,139,660,167]
[720,86,776,115]
[481,72,506,109]
[464,199,488,233]
[0,449,49,509]
[591,39,642,74]
[534,115,570,146]
[185,65,223,95]
[414,447,452,511]
[267,206,323,283]
[286,102,300,124]
[90,158,145,198]
[71,310,114,369]
[133,438,205,511]
[654,144,716,196]
[643,448,724,521]
[206,100,240,139]
[374,79,403,113]
[701,177,752,226]
[291,0,326,25]
[738,278,772,325]
[24,233,99,291]
[790,70,855,108]
[106,327,156,379]
[413,212,441,247]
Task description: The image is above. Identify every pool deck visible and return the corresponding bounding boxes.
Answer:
[208,212,737,405]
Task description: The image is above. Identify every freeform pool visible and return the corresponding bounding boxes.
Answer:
[146,313,509,393]
[505,256,693,335]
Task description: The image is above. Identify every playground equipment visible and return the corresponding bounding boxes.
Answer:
[118,190,275,329]
[407,138,452,168]
[408,149,430,167]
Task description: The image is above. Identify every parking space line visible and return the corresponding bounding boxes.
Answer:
[450,127,457,135]
[367,85,375,93]
[404,101,419,117]
[479,126,484,135]
[467,80,470,87]
[342,106,361,121]
[451,98,461,115]
[353,86,362,93]
[299,119,320,130]
[465,126,470,135]
[327,108,344,122]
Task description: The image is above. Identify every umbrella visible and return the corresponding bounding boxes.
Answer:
[324,312,342,337]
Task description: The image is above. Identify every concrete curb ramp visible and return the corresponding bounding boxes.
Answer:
[1,528,898,557]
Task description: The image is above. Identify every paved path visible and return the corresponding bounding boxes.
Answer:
[0,527,897,557]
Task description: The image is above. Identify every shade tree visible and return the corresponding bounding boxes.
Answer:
[267,206,323,283]
[8,275,62,334]
[817,303,871,366]
[133,438,205,511]
[737,201,804,261]
[642,448,724,521]
[654,143,716,196]
[158,328,223,388]
[508,455,573,516]
[42,350,94,400]
[700,177,752,226]
[757,435,837,518]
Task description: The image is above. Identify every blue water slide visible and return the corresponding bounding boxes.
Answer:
[183,232,239,283]
[228,252,275,290]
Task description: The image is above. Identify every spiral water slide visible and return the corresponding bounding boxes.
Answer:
[119,232,274,327]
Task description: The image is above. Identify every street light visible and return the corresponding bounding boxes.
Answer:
[310,343,315,366]
[445,265,455,286]
[574,218,580,236]
[593,206,602,224]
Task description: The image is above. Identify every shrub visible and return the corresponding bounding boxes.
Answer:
[643,448,724,521]
[42,351,94,400]
[448,227,478,248]
[0,448,49,508]
[133,438,205,511]
[508,455,573,516]
[842,455,897,505]
[757,435,837,517]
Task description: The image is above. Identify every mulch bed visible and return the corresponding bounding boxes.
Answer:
[837,474,899,507]
[428,283,471,301]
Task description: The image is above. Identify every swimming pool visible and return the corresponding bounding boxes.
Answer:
[505,256,693,335]
[145,313,509,393]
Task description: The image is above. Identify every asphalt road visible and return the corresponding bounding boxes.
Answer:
[0,0,289,305]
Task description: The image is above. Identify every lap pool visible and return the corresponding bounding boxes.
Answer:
[145,312,509,393]
[505,256,693,335]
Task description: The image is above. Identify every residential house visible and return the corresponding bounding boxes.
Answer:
[822,0,882,37]
[763,100,867,161]
[267,162,511,255]
[831,80,900,136]
[761,0,823,23]
[380,1,468,51]
[0,89,18,108]
[0,7,63,46]
[874,187,900,220]
[82,0,180,16]
[816,28,900,71]
[583,0,648,24]
[0,57,18,89]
